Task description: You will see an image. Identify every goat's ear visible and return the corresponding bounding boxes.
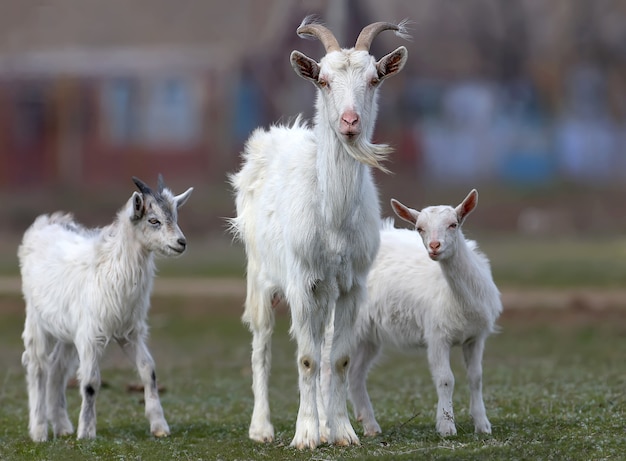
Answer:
[131,191,145,220]
[376,46,408,81]
[175,187,193,209]
[391,198,419,225]
[455,189,478,224]
[290,51,320,83]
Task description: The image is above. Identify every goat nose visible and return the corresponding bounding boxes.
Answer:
[177,238,187,248]
[429,241,441,251]
[341,110,359,127]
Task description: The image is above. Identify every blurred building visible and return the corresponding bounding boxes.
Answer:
[0,0,625,189]
[0,0,299,187]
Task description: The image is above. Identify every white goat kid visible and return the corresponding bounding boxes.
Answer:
[229,17,408,449]
[349,190,502,437]
[19,175,192,442]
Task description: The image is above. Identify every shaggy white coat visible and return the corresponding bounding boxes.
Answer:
[229,17,408,449]
[19,177,192,441]
[349,190,502,437]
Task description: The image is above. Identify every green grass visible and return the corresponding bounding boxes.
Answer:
[0,293,624,460]
[5,233,626,287]
[482,235,626,288]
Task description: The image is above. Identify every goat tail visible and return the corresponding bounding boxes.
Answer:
[380,217,395,230]
[27,212,75,232]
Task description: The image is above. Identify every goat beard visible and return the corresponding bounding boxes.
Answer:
[344,138,393,174]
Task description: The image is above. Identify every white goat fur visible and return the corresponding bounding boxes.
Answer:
[348,190,502,437]
[229,17,408,449]
[19,176,192,442]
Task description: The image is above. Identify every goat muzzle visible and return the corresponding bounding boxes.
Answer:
[340,110,361,137]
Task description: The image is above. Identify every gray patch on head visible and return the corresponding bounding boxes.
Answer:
[152,191,177,222]
[138,188,177,226]
[133,176,178,224]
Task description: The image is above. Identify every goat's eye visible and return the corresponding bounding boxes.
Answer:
[370,77,380,86]
[148,218,161,226]
[417,227,424,233]
[449,223,458,229]
[318,78,329,88]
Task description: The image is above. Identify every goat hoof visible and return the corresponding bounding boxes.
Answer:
[56,428,74,438]
[151,420,170,438]
[30,425,48,442]
[334,436,360,447]
[250,434,274,443]
[330,418,360,446]
[291,421,320,450]
[53,418,74,437]
[249,424,274,443]
[363,421,382,437]
[474,419,492,434]
[290,437,320,450]
[77,431,96,440]
[436,422,457,437]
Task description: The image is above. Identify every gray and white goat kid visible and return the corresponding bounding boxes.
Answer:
[349,190,502,437]
[230,16,409,449]
[19,175,192,441]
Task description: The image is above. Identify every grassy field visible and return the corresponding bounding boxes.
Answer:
[4,231,626,289]
[0,292,624,461]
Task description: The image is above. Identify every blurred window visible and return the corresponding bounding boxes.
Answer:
[100,78,140,145]
[13,83,47,148]
[100,77,201,148]
[143,78,201,147]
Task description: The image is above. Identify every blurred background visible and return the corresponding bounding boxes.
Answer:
[1,0,626,286]
[1,4,625,456]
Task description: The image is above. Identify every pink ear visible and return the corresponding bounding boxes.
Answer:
[391,198,419,225]
[456,189,478,222]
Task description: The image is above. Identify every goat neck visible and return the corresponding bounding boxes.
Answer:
[312,116,373,225]
[438,235,494,313]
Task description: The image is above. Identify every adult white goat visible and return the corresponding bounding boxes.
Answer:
[349,190,502,437]
[229,17,408,449]
[19,175,192,442]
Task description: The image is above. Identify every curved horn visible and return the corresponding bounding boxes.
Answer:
[132,176,153,196]
[354,22,401,52]
[297,21,341,53]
